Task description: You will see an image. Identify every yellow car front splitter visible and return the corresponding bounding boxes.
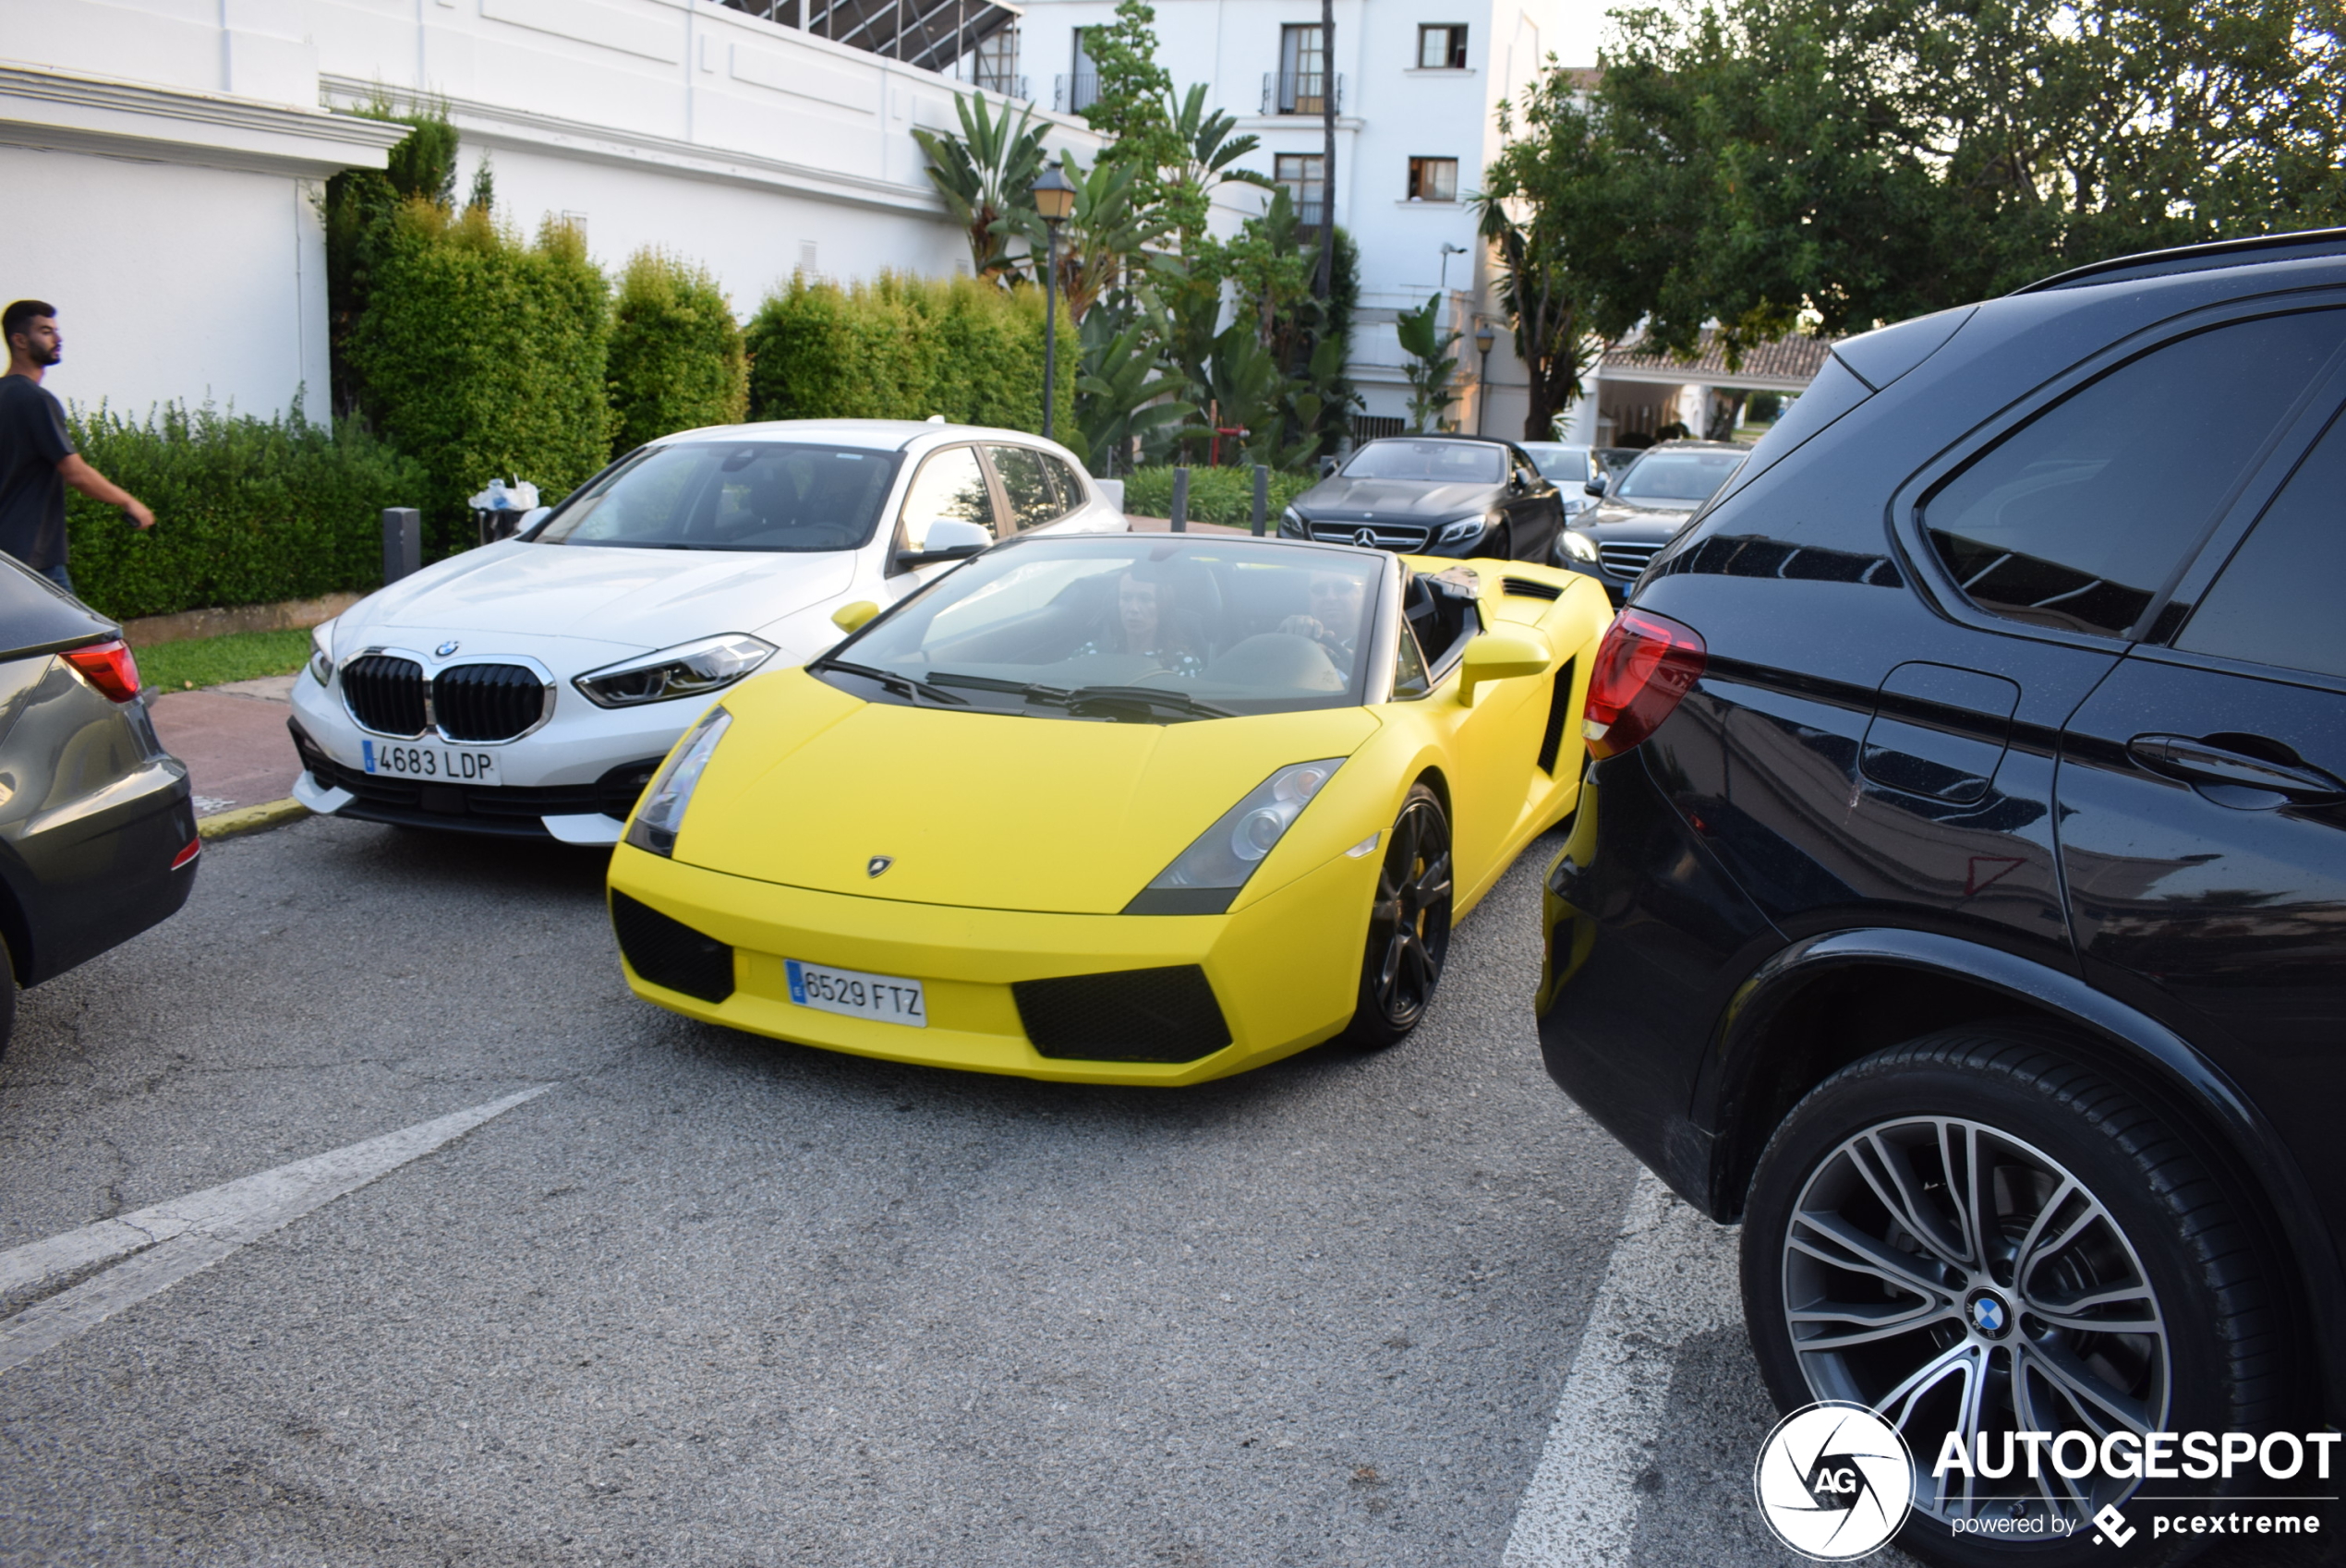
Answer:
[609,839,1382,1086]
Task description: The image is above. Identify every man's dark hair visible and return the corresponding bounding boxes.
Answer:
[2,300,55,346]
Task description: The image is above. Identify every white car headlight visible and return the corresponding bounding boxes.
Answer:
[623,706,732,857]
[1125,758,1346,914]
[575,633,775,708]
[1559,529,1601,562]
[1435,514,1491,546]
[308,621,335,685]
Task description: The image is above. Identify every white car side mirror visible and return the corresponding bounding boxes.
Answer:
[896,516,993,567]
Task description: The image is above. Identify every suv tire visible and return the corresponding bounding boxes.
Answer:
[1740,1023,2283,1566]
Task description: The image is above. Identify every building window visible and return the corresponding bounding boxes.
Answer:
[973,25,1021,95]
[1276,24,1328,115]
[1061,29,1099,113]
[1407,157,1458,202]
[1417,24,1468,69]
[1276,153,1326,228]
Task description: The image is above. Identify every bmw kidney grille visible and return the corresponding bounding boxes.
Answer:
[341,656,545,742]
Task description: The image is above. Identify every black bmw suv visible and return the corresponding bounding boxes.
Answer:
[1536,230,2346,1563]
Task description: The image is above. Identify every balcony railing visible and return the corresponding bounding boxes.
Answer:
[1055,71,1100,113]
[977,70,1030,100]
[1263,70,1343,115]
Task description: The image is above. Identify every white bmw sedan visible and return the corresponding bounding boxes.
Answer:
[289,419,1122,843]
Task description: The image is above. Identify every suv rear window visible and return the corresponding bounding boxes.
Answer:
[1920,310,2346,638]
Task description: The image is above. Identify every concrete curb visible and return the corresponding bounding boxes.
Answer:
[196,798,309,842]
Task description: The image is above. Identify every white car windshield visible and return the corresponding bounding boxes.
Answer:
[1341,440,1505,484]
[1521,444,1590,481]
[1614,450,1746,502]
[819,537,1385,721]
[534,442,903,551]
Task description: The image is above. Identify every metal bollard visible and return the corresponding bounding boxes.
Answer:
[1252,464,1269,536]
[1169,466,1190,534]
[381,508,421,584]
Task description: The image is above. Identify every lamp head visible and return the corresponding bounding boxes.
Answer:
[1473,322,1498,353]
[1032,162,1077,224]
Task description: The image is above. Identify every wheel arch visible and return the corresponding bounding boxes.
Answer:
[1701,926,2343,1422]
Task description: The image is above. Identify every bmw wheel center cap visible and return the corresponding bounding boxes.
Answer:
[1966,1289,2012,1338]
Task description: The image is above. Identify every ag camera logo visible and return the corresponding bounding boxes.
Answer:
[1754,1402,1915,1560]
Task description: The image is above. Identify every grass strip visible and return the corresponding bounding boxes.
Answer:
[138,628,312,693]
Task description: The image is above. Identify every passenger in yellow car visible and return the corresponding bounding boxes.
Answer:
[1070,566,1205,677]
[1277,569,1370,664]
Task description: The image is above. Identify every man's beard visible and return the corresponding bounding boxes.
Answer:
[34,344,59,368]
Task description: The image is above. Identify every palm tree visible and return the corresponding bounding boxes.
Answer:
[911,92,1047,282]
[1158,84,1273,246]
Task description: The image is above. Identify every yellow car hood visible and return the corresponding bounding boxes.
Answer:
[675,669,1381,914]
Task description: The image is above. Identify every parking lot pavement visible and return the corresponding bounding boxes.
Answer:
[145,675,305,814]
[0,818,2292,1566]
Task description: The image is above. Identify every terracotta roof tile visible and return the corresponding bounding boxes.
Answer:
[1600,329,1836,382]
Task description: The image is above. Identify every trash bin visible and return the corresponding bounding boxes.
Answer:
[469,477,543,547]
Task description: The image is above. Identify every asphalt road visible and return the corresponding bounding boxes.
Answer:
[0,817,2314,1566]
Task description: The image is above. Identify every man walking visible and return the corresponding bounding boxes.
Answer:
[1,299,153,594]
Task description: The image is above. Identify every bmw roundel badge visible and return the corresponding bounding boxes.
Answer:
[436,640,461,657]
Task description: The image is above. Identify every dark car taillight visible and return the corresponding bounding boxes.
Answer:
[1582,609,1705,759]
[62,639,141,703]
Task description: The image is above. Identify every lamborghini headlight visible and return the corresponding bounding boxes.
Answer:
[308,621,335,685]
[1435,513,1491,545]
[623,706,732,857]
[1559,528,1600,562]
[1123,758,1346,914]
[575,633,775,708]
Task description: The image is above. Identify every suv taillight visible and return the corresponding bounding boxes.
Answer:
[1582,609,1705,759]
[61,639,141,704]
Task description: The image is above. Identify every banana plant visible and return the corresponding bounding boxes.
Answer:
[910,91,1047,282]
[1156,84,1275,244]
[1395,293,1462,433]
[1075,307,1193,476]
[1022,152,1168,325]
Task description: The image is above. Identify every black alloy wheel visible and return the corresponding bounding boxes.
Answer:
[1741,1024,2286,1567]
[1476,524,1516,561]
[1345,783,1454,1048]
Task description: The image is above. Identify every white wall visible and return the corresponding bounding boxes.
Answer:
[0,145,330,419]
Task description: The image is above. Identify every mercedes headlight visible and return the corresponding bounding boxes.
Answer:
[575,633,775,707]
[308,621,336,685]
[1435,514,1491,545]
[1559,529,1600,562]
[1279,506,1308,538]
[623,706,732,857]
[1124,758,1346,914]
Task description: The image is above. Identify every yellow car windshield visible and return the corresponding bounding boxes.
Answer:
[823,537,1385,720]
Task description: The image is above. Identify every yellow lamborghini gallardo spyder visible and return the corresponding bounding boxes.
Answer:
[606,532,1611,1084]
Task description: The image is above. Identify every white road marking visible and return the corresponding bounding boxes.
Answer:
[0,1085,550,1374]
[1504,1167,1743,1567]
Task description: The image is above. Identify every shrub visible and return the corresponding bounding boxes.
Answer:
[1120,464,1312,525]
[745,272,1073,443]
[349,201,613,553]
[63,401,426,621]
[609,249,749,453]
[1746,390,1782,424]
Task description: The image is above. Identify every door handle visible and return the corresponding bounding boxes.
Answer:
[2125,733,2346,801]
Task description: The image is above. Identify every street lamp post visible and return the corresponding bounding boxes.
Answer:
[1472,320,1497,437]
[1031,161,1077,444]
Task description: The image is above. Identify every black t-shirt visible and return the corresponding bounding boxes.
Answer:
[0,376,76,572]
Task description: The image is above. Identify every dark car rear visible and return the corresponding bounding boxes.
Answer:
[1534,230,2346,1562]
[0,560,198,1051]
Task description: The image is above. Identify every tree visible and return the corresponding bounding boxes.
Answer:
[1513,0,2346,367]
[321,102,461,417]
[1478,85,1606,440]
[1156,85,1273,247]
[1030,151,1167,325]
[910,91,1047,282]
[1395,295,1461,432]
[1079,0,1178,171]
[1074,304,1193,474]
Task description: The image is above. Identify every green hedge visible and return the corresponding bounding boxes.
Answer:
[609,249,748,454]
[745,272,1074,444]
[349,201,612,553]
[1120,464,1313,525]
[63,402,426,621]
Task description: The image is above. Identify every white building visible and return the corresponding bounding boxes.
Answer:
[0,0,1102,422]
[1008,0,1602,440]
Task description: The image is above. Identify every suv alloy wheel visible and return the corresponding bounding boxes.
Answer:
[1740,1024,2285,1566]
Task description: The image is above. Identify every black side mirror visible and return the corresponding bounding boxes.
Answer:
[1318,456,1339,478]
[1583,478,1607,498]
